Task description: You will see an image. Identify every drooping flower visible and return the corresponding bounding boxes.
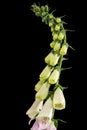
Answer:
[26,100,43,120]
[36,97,53,122]
[40,65,53,81]
[49,69,60,84]
[31,98,54,130]
[31,120,57,130]
[35,82,50,100]
[53,87,66,110]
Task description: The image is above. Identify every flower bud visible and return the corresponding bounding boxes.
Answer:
[51,27,54,32]
[55,25,60,31]
[49,22,53,27]
[49,69,60,84]
[60,44,68,55]
[35,82,50,100]
[45,52,60,66]
[53,87,66,110]
[40,65,53,81]
[26,100,43,120]
[58,32,64,40]
[50,41,56,48]
[56,17,61,23]
[53,42,61,51]
[49,14,53,19]
[35,80,44,92]
[53,33,58,40]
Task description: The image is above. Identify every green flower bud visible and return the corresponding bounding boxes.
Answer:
[53,42,61,51]
[49,14,53,19]
[49,69,60,84]
[53,87,66,110]
[45,52,60,66]
[40,65,53,81]
[55,25,60,31]
[51,27,54,32]
[35,80,44,92]
[53,33,58,40]
[58,32,64,40]
[50,41,56,48]
[49,22,53,27]
[56,17,61,23]
[35,82,50,100]
[60,44,68,55]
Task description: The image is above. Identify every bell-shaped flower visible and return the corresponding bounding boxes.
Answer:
[49,69,60,84]
[35,80,44,92]
[60,44,68,55]
[31,120,57,130]
[40,65,53,82]
[35,82,50,100]
[34,98,53,129]
[26,100,43,120]
[53,87,66,110]
[45,52,59,66]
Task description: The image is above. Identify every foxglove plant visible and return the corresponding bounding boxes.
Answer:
[26,3,73,130]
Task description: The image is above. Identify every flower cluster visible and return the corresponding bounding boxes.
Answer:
[26,3,71,130]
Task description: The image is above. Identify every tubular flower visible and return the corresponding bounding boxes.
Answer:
[49,69,60,84]
[31,120,56,130]
[40,65,53,81]
[45,52,60,66]
[35,82,50,100]
[26,100,43,120]
[36,97,53,121]
[53,87,66,110]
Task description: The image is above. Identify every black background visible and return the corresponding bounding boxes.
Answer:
[2,0,86,130]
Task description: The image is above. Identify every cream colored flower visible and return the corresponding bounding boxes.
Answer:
[53,87,66,110]
[40,65,53,81]
[49,69,60,84]
[45,52,59,66]
[35,80,44,92]
[35,82,50,100]
[60,44,68,55]
[36,97,53,121]
[26,100,43,120]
